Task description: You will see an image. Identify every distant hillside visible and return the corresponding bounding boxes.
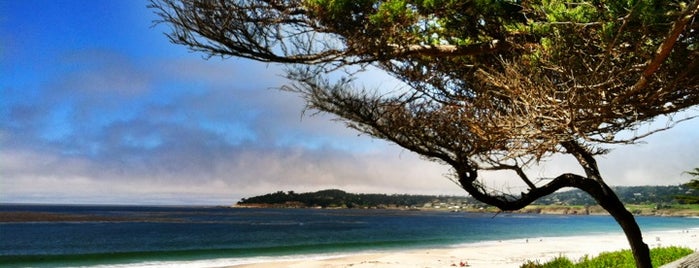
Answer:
[237,189,476,209]
[236,185,695,209]
[534,185,693,206]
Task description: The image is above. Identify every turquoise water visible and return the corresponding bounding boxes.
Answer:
[1,205,698,267]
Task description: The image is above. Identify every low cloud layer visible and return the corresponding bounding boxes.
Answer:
[1,50,462,204]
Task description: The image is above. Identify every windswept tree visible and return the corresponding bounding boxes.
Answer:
[150,0,699,267]
[676,168,699,204]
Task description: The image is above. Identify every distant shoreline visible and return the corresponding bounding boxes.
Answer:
[2,203,697,223]
[0,211,187,223]
[233,203,699,217]
[235,188,699,217]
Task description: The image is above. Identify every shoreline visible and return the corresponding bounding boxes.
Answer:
[223,229,699,268]
[233,204,699,217]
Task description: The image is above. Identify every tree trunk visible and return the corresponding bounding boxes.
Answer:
[458,141,653,267]
[459,172,653,267]
[561,141,652,268]
[584,181,652,268]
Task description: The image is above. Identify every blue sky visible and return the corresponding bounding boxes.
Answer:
[2,1,698,205]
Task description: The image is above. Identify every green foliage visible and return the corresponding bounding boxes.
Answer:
[675,194,699,204]
[675,168,699,204]
[649,246,695,266]
[520,246,693,268]
[241,185,699,208]
[369,0,415,26]
[303,0,375,33]
[576,250,636,268]
[687,168,699,178]
[543,257,576,268]
[521,256,575,268]
[237,189,472,208]
[299,0,694,80]
[520,260,540,268]
[686,179,699,189]
[304,0,373,18]
[541,0,598,23]
[535,185,693,206]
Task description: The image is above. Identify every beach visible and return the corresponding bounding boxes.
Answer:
[229,229,699,268]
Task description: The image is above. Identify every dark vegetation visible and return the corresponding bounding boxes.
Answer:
[674,168,699,204]
[237,185,698,209]
[238,189,449,208]
[538,185,696,206]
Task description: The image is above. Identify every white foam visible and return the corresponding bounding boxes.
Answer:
[83,252,362,268]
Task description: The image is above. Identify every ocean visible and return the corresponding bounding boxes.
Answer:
[1,204,698,267]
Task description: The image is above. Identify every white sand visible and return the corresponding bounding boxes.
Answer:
[227,229,699,268]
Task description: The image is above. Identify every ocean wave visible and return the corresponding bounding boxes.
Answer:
[87,253,356,268]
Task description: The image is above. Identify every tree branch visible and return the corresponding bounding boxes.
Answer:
[457,169,595,211]
[561,141,601,179]
[629,0,699,93]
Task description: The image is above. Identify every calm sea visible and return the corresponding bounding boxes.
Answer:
[1,204,698,267]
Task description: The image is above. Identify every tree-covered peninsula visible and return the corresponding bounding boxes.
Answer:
[236,185,699,216]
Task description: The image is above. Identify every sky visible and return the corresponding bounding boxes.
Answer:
[1,1,698,205]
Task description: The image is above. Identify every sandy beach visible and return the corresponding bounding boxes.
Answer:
[228,229,699,268]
